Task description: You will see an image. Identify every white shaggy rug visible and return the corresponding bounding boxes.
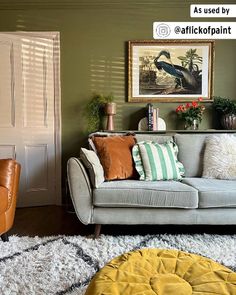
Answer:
[0,234,236,294]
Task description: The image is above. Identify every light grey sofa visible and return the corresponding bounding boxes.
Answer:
[67,132,236,236]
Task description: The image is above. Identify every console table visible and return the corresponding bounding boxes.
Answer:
[100,129,235,134]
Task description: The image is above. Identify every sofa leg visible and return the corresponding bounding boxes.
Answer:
[94,224,101,239]
[1,233,9,242]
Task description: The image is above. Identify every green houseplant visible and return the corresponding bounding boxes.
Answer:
[213,96,236,130]
[87,93,114,132]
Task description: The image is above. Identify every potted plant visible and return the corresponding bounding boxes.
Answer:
[176,98,205,130]
[87,93,115,132]
[213,96,236,130]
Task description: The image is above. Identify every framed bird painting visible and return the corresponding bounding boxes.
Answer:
[128,40,214,102]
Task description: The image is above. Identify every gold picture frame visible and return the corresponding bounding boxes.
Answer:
[128,40,215,102]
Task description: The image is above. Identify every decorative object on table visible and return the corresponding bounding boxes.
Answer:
[212,96,236,130]
[146,103,154,130]
[176,98,205,130]
[152,107,159,130]
[138,117,166,131]
[85,248,236,295]
[104,102,116,131]
[86,93,115,132]
[128,40,214,102]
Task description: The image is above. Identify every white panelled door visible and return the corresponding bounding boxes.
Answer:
[0,32,61,207]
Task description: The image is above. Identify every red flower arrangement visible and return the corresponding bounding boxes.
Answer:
[176,98,205,126]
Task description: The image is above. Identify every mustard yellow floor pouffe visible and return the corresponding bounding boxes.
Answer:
[85,248,236,295]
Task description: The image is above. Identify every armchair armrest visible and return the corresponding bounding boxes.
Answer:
[0,186,8,215]
[67,157,93,225]
[0,159,20,236]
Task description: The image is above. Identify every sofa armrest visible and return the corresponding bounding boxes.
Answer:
[67,157,93,225]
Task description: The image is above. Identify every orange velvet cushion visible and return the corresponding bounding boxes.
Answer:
[93,135,136,180]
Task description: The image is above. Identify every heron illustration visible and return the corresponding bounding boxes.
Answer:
[154,50,198,91]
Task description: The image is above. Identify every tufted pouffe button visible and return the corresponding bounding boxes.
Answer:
[150,273,192,295]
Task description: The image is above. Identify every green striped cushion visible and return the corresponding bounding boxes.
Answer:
[132,141,185,181]
[132,144,145,180]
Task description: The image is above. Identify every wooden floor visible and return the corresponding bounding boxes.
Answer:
[8,205,236,237]
[9,205,92,237]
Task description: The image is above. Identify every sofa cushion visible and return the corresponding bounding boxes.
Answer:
[80,148,104,188]
[132,144,145,180]
[133,141,185,181]
[88,132,135,153]
[131,135,174,181]
[202,134,236,180]
[135,134,173,143]
[174,134,208,177]
[93,180,198,209]
[175,133,236,177]
[182,178,236,208]
[93,135,137,181]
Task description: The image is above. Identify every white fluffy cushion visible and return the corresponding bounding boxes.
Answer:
[80,148,105,188]
[202,134,236,180]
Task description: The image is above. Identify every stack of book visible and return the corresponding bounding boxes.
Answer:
[146,104,159,131]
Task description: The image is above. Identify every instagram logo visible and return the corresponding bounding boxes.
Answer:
[155,23,171,37]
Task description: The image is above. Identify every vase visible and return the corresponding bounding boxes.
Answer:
[220,114,236,130]
[184,119,199,130]
[104,102,116,131]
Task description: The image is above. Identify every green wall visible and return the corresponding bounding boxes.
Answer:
[0,0,235,185]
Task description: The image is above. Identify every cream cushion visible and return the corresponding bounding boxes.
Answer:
[202,134,236,180]
[80,148,104,188]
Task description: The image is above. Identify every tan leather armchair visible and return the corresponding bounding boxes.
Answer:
[0,159,21,242]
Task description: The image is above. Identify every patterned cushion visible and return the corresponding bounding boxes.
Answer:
[133,141,184,181]
[132,144,146,180]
